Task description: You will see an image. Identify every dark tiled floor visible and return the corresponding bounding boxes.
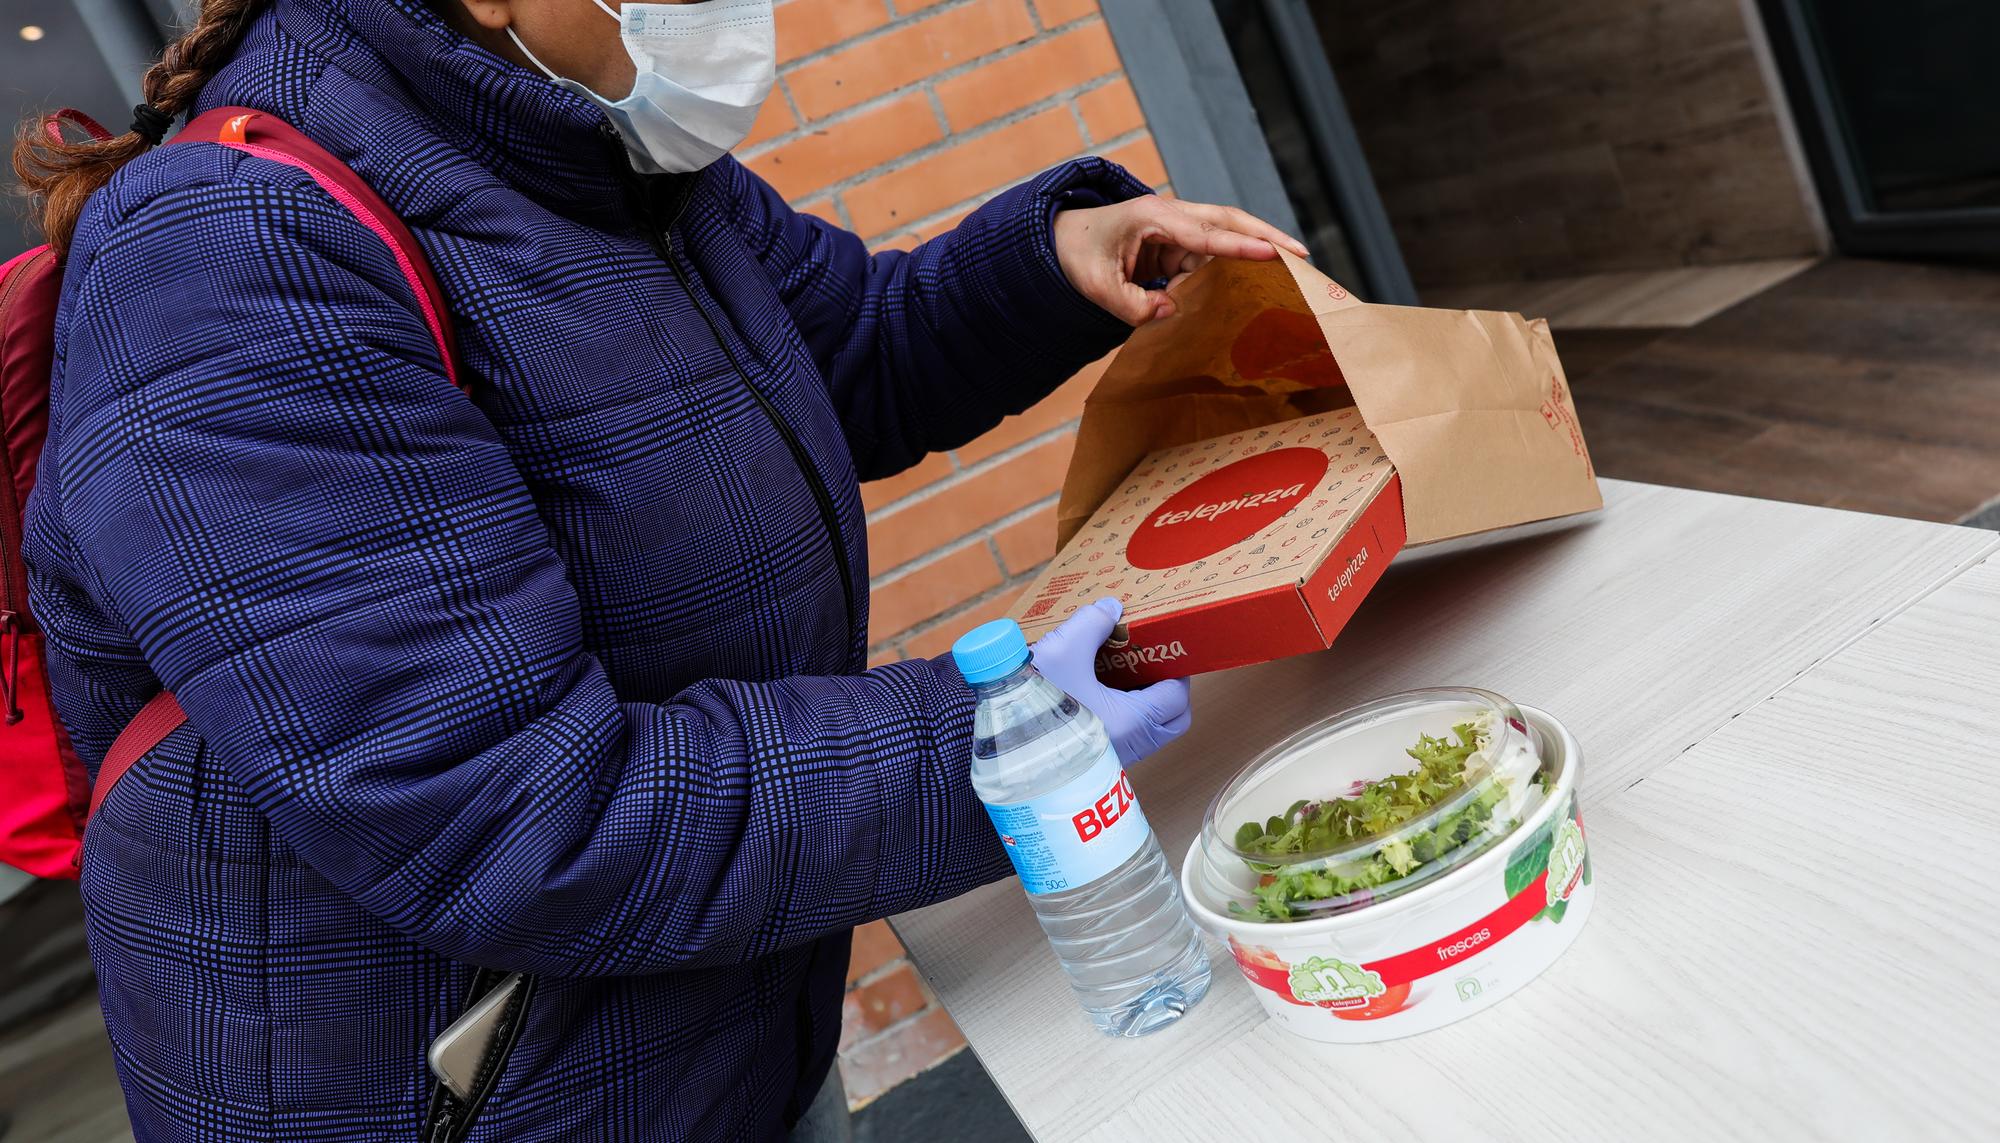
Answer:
[853,1050,1029,1143]
[1564,258,2000,525]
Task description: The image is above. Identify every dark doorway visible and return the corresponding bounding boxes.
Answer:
[1210,0,1416,303]
[1758,0,2000,258]
[1097,0,1417,304]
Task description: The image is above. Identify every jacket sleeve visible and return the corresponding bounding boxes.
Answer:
[721,157,1150,480]
[53,170,1009,975]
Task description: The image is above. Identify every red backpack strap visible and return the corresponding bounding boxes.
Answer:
[89,690,186,821]
[173,107,464,391]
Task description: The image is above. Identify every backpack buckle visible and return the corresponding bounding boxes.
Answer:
[1,610,21,725]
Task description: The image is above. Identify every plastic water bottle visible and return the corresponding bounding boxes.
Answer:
[951,619,1211,1037]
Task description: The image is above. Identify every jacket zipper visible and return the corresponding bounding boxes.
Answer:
[618,159,857,1114]
[634,174,860,646]
[0,249,49,723]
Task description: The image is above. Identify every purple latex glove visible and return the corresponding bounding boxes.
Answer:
[1031,597,1193,765]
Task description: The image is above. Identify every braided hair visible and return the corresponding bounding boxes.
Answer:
[11,0,269,258]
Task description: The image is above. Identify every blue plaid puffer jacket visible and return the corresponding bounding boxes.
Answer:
[23,0,1144,1138]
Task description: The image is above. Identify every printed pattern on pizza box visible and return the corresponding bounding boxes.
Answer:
[1015,409,1395,640]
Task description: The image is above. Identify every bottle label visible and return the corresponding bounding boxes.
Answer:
[984,745,1150,895]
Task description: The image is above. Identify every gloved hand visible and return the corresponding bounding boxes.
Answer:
[1031,597,1193,765]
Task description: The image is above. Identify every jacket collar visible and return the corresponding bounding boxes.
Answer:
[208,0,647,223]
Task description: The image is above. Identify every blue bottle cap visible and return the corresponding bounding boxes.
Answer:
[951,618,1031,685]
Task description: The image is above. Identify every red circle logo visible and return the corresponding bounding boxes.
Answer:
[1125,447,1329,570]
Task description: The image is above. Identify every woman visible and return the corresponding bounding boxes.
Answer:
[12,0,1302,1139]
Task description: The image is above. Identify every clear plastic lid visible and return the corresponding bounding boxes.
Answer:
[1191,688,1551,923]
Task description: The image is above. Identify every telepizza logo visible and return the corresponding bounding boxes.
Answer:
[1096,641,1188,675]
[1326,548,1370,604]
[1148,484,1307,528]
[1125,447,1329,570]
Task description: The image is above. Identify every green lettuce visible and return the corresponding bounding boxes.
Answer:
[1229,722,1507,922]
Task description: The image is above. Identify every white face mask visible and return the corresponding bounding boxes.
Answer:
[508,0,777,174]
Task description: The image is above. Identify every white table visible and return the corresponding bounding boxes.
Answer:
[892,480,2000,1141]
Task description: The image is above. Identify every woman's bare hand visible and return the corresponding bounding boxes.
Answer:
[1053,194,1309,326]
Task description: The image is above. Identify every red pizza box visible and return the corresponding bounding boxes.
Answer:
[1011,409,1406,686]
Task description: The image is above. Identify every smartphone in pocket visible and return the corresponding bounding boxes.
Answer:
[428,971,526,1101]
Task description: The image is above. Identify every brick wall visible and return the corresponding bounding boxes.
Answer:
[742,0,1166,1108]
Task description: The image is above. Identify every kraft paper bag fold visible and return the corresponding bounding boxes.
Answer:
[1056,250,1601,549]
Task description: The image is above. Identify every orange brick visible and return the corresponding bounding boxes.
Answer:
[847,919,905,983]
[840,963,933,1049]
[742,94,798,150]
[746,92,942,200]
[867,648,902,668]
[892,0,951,12]
[1103,132,1167,188]
[903,587,1025,659]
[953,359,1103,464]
[844,106,1084,238]
[777,0,893,65]
[788,0,1036,121]
[992,503,1058,576]
[868,433,1074,575]
[862,451,955,513]
[1077,76,1143,143]
[870,544,1004,644]
[1033,0,1098,29]
[837,1007,967,1106]
[935,23,1121,132]
[796,195,838,223]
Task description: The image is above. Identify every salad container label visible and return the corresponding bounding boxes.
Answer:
[985,745,1148,895]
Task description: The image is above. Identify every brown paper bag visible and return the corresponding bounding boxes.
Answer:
[1056,252,1602,551]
